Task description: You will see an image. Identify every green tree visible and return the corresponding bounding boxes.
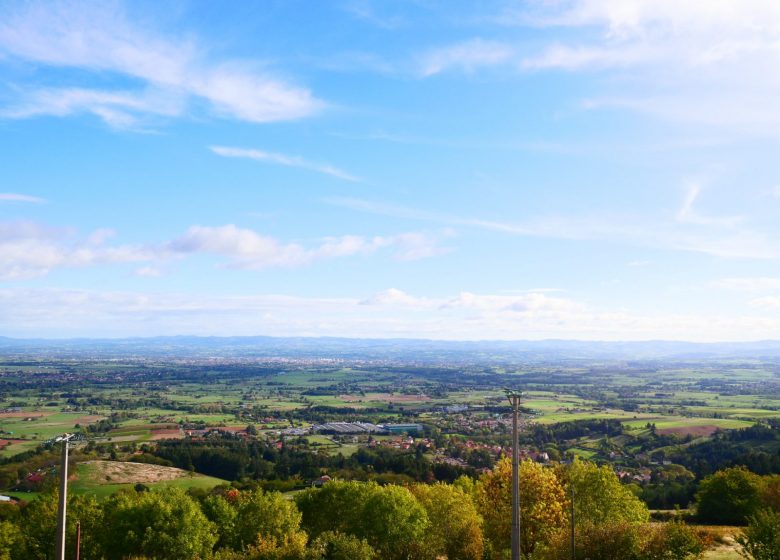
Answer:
[360,484,429,559]
[409,483,483,560]
[13,491,57,560]
[568,459,649,525]
[14,491,103,560]
[296,480,428,560]
[100,488,217,560]
[310,531,376,560]
[737,509,780,560]
[0,521,20,560]
[696,467,765,525]
[202,494,239,550]
[230,489,306,552]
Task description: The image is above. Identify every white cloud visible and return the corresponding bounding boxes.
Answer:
[715,277,780,292]
[749,296,780,309]
[3,87,183,129]
[3,286,780,341]
[675,182,742,227]
[134,266,163,278]
[328,195,780,260]
[439,291,585,314]
[210,146,359,182]
[0,221,451,280]
[0,2,321,127]
[516,0,780,133]
[360,288,430,306]
[168,224,451,269]
[0,221,155,280]
[521,43,656,71]
[419,39,514,76]
[0,193,46,203]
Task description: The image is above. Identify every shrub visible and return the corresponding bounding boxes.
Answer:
[537,521,645,560]
[641,520,704,560]
[737,508,780,560]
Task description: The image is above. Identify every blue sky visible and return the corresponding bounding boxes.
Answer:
[2,0,780,340]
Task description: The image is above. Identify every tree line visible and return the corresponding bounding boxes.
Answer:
[1,458,778,560]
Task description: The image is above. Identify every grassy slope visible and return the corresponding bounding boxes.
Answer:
[70,461,227,500]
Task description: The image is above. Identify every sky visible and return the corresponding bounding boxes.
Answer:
[2,0,780,341]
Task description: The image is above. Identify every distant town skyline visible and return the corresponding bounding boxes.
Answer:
[2,0,780,341]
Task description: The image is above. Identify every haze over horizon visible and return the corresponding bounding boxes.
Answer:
[3,0,780,342]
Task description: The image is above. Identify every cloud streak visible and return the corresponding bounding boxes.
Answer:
[0,1,321,127]
[328,193,780,260]
[168,224,451,269]
[0,193,47,204]
[514,0,780,133]
[210,146,359,182]
[0,221,451,280]
[3,286,780,341]
[419,39,514,76]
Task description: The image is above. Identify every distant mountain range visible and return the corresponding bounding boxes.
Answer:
[2,335,780,363]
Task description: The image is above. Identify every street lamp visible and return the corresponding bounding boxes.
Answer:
[54,433,74,560]
[504,389,523,560]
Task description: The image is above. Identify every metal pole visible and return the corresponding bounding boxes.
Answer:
[570,484,576,560]
[75,521,81,560]
[505,390,522,560]
[54,435,70,560]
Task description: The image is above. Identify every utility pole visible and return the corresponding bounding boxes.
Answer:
[505,389,523,560]
[54,434,73,560]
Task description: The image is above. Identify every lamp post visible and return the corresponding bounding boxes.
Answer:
[54,433,74,560]
[504,389,523,560]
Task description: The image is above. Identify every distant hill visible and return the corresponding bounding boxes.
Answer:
[2,335,780,363]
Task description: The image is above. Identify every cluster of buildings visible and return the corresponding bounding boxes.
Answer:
[291,422,424,435]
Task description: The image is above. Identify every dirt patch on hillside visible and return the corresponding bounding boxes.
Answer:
[340,393,431,403]
[74,415,106,424]
[81,460,188,484]
[150,428,184,440]
[657,425,720,438]
[0,412,51,419]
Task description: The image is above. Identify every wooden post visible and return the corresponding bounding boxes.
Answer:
[570,484,576,560]
[75,521,81,560]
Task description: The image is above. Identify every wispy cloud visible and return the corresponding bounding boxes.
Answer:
[0,220,452,280]
[342,0,406,30]
[0,193,47,204]
[675,182,742,227]
[714,277,780,292]
[511,0,780,134]
[419,39,514,76]
[327,192,780,260]
[0,2,321,127]
[168,224,451,269]
[750,296,780,309]
[210,146,359,182]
